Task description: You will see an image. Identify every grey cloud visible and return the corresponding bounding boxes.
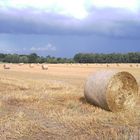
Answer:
[0,8,84,34]
[0,8,140,38]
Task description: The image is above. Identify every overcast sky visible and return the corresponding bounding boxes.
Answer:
[0,0,140,57]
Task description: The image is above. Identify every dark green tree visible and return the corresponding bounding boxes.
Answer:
[28,53,39,63]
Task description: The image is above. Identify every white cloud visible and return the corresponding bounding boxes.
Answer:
[0,42,57,54]
[0,0,88,19]
[0,47,19,53]
[0,42,15,53]
[1,0,139,19]
[91,0,139,12]
[0,41,28,53]
[30,43,56,52]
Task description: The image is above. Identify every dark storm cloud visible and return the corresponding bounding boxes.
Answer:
[0,7,140,38]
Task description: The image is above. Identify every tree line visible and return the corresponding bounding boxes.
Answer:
[0,52,139,63]
[74,52,140,63]
[0,53,74,63]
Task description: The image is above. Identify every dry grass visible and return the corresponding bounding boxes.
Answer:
[0,63,140,139]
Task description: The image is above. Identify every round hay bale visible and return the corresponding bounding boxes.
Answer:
[106,64,109,67]
[29,64,34,68]
[19,63,24,66]
[129,64,133,67]
[3,64,10,69]
[84,70,138,112]
[42,64,48,70]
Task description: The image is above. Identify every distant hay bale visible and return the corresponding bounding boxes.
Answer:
[19,63,24,66]
[42,64,48,70]
[136,64,139,67]
[116,63,120,67]
[3,64,10,69]
[106,64,109,67]
[29,64,34,68]
[130,64,133,67]
[84,70,138,112]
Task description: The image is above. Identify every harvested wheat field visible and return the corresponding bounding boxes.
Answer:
[0,63,140,140]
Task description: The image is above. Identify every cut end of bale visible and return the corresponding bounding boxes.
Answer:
[106,71,138,112]
[84,70,139,112]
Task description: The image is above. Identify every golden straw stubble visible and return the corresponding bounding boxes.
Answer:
[84,70,139,112]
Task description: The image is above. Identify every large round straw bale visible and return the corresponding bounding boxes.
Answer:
[3,64,10,69]
[84,70,138,112]
[42,64,48,70]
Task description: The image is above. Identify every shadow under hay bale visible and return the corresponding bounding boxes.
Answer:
[79,97,87,104]
[84,70,139,112]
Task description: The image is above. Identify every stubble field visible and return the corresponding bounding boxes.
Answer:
[0,63,140,140]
